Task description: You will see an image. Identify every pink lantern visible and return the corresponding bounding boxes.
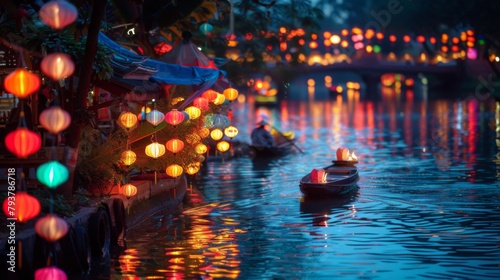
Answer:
[165,109,185,126]
[202,90,218,102]
[193,97,209,111]
[35,214,69,242]
[39,106,71,134]
[35,266,67,280]
[40,53,75,80]
[39,0,78,30]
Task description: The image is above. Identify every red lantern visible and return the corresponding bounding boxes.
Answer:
[39,106,71,134]
[39,0,78,30]
[40,53,75,80]
[122,183,137,198]
[3,68,41,98]
[202,90,218,102]
[165,109,185,126]
[35,214,69,242]
[223,88,238,102]
[166,164,183,178]
[154,42,172,56]
[3,191,41,223]
[5,127,42,158]
[166,138,184,154]
[193,97,209,111]
[35,266,67,280]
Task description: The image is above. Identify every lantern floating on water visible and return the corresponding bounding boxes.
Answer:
[165,109,185,127]
[224,126,238,139]
[146,110,165,127]
[39,0,78,30]
[216,140,230,153]
[166,138,184,154]
[145,142,165,159]
[122,183,137,199]
[35,214,68,242]
[5,127,41,158]
[40,53,75,80]
[35,266,67,280]
[184,106,201,120]
[223,88,238,102]
[3,68,41,98]
[36,160,69,189]
[119,111,138,130]
[121,149,137,166]
[39,106,71,134]
[166,164,183,178]
[210,129,224,141]
[2,191,40,223]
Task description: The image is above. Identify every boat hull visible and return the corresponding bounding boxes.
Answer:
[299,165,359,197]
[248,142,296,159]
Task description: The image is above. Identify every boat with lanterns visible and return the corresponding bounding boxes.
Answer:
[299,148,359,197]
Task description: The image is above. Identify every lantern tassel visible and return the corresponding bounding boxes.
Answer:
[154,170,157,185]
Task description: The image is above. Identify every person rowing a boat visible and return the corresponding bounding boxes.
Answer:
[251,120,275,148]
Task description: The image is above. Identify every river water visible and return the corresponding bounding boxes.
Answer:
[107,78,500,279]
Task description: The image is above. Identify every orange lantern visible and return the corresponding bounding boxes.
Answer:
[195,143,208,154]
[165,109,185,126]
[5,127,41,158]
[145,142,165,159]
[35,266,67,280]
[2,191,41,223]
[185,133,201,145]
[39,106,71,134]
[3,68,41,98]
[39,0,78,30]
[166,138,184,154]
[210,129,224,141]
[184,106,201,120]
[122,183,138,199]
[223,88,238,102]
[166,164,183,178]
[198,127,210,139]
[40,53,75,80]
[185,162,201,175]
[193,97,209,111]
[119,111,138,130]
[224,126,239,139]
[146,110,165,127]
[213,93,226,105]
[121,149,137,166]
[202,90,219,102]
[336,147,350,161]
[216,140,230,152]
[35,214,69,242]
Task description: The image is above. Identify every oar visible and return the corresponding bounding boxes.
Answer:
[270,125,305,154]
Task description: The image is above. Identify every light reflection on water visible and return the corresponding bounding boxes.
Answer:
[113,89,500,279]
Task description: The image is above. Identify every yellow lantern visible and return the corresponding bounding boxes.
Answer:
[40,53,75,80]
[121,149,137,166]
[166,138,184,154]
[224,126,239,139]
[195,143,208,154]
[213,93,226,105]
[184,106,201,120]
[145,142,165,159]
[39,0,78,30]
[166,164,183,178]
[223,88,239,102]
[185,162,201,175]
[216,140,230,152]
[122,183,137,199]
[120,112,138,130]
[210,129,224,141]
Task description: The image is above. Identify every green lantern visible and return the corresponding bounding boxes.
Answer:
[36,161,69,189]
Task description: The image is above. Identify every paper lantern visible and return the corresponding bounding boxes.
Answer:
[5,127,42,158]
[336,147,350,161]
[122,183,137,198]
[166,138,184,154]
[119,111,138,130]
[35,266,67,280]
[198,127,210,139]
[200,23,213,35]
[39,106,71,134]
[36,160,69,189]
[40,53,75,80]
[2,192,40,223]
[39,0,78,30]
[184,106,201,120]
[35,214,69,242]
[202,90,218,102]
[146,110,165,127]
[212,114,230,129]
[145,142,165,159]
[210,129,224,141]
[3,68,41,98]
[185,133,201,145]
[154,42,172,55]
[223,88,238,102]
[185,162,201,175]
[224,126,239,139]
[213,93,226,105]
[121,149,137,166]
[193,97,209,111]
[166,164,183,178]
[165,109,185,126]
[195,143,208,154]
[195,154,206,163]
[310,169,326,183]
[216,140,230,152]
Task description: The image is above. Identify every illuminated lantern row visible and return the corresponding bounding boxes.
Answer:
[119,111,138,130]
[2,191,41,223]
[166,138,184,154]
[165,109,185,126]
[5,127,42,158]
[185,106,201,120]
[216,140,230,152]
[36,160,69,189]
[166,164,183,178]
[35,266,67,280]
[195,143,208,154]
[39,106,71,134]
[121,149,137,166]
[146,109,165,127]
[4,68,41,98]
[145,142,165,159]
[35,214,68,242]
[122,183,137,199]
[39,0,78,30]
[41,53,75,80]
[223,88,238,102]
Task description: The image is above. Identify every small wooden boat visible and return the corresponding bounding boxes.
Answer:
[248,141,296,159]
[299,160,359,197]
